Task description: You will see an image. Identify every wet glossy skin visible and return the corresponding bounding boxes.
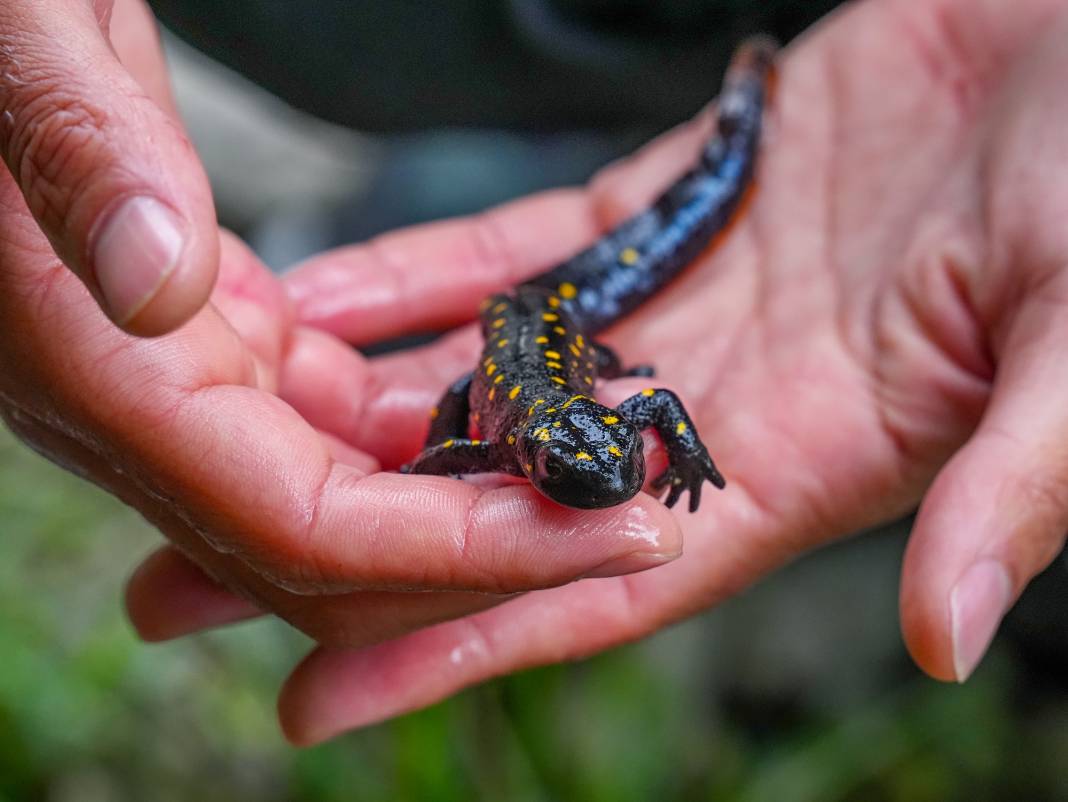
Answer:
[404,37,775,512]
[474,287,647,509]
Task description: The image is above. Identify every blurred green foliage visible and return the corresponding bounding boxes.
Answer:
[1,425,1067,802]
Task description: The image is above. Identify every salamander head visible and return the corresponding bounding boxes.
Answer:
[519,398,645,509]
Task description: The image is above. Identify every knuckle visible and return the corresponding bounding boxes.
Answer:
[0,27,145,247]
[10,83,111,231]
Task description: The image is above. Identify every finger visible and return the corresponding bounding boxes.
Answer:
[901,283,1068,681]
[151,379,683,594]
[126,545,507,647]
[284,107,721,350]
[0,0,218,335]
[317,429,380,475]
[276,433,775,745]
[108,0,178,116]
[284,189,596,345]
[106,427,500,647]
[126,546,263,641]
[277,579,643,744]
[45,397,510,650]
[279,325,479,465]
[211,230,294,392]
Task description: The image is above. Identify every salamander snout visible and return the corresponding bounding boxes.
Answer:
[528,428,646,509]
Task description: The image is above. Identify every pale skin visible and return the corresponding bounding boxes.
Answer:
[2,0,1068,746]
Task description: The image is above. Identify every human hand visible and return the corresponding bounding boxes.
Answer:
[0,0,683,715]
[2,187,680,660]
[0,0,219,334]
[128,0,1068,744]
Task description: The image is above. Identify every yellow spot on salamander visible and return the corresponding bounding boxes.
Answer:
[429,407,439,419]
[443,439,455,448]
[494,373,505,384]
[486,364,497,376]
[620,247,640,265]
[584,377,593,385]
[488,388,496,400]
[492,302,507,314]
[535,336,549,344]
[525,463,533,473]
[575,334,585,348]
[559,282,578,299]
[535,399,547,406]
[542,313,559,322]
[528,406,535,417]
[676,421,687,435]
[550,376,566,385]
[492,318,506,329]
[544,350,561,360]
[642,388,655,397]
[507,434,516,445]
[562,394,585,409]
[471,439,481,445]
[483,356,494,366]
[576,452,593,461]
[547,296,560,309]
[603,415,619,425]
[554,326,566,335]
[569,344,582,357]
[553,421,561,428]
[535,428,550,442]
[497,339,509,348]
[509,385,522,400]
[607,445,623,457]
[546,361,563,370]
[546,408,557,413]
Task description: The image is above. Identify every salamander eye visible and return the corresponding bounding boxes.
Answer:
[537,450,566,480]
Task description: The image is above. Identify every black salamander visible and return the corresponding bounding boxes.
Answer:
[404,38,776,512]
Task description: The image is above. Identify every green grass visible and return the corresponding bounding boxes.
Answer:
[1,426,1066,801]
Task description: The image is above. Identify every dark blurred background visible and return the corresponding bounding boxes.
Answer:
[2,1,1067,799]
[150,0,846,265]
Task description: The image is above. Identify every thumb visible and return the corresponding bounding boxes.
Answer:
[0,0,217,335]
[900,277,1068,682]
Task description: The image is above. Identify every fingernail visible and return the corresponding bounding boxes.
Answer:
[583,550,679,579]
[950,559,1012,682]
[93,196,186,325]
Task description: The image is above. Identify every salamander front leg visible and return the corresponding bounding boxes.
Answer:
[402,439,522,477]
[425,372,473,447]
[616,388,724,512]
[591,341,655,379]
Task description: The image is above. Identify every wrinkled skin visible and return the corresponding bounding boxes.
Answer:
[3,0,1068,746]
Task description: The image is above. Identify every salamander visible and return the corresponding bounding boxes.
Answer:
[403,37,776,513]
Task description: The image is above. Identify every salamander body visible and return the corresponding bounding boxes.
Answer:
[404,38,776,512]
